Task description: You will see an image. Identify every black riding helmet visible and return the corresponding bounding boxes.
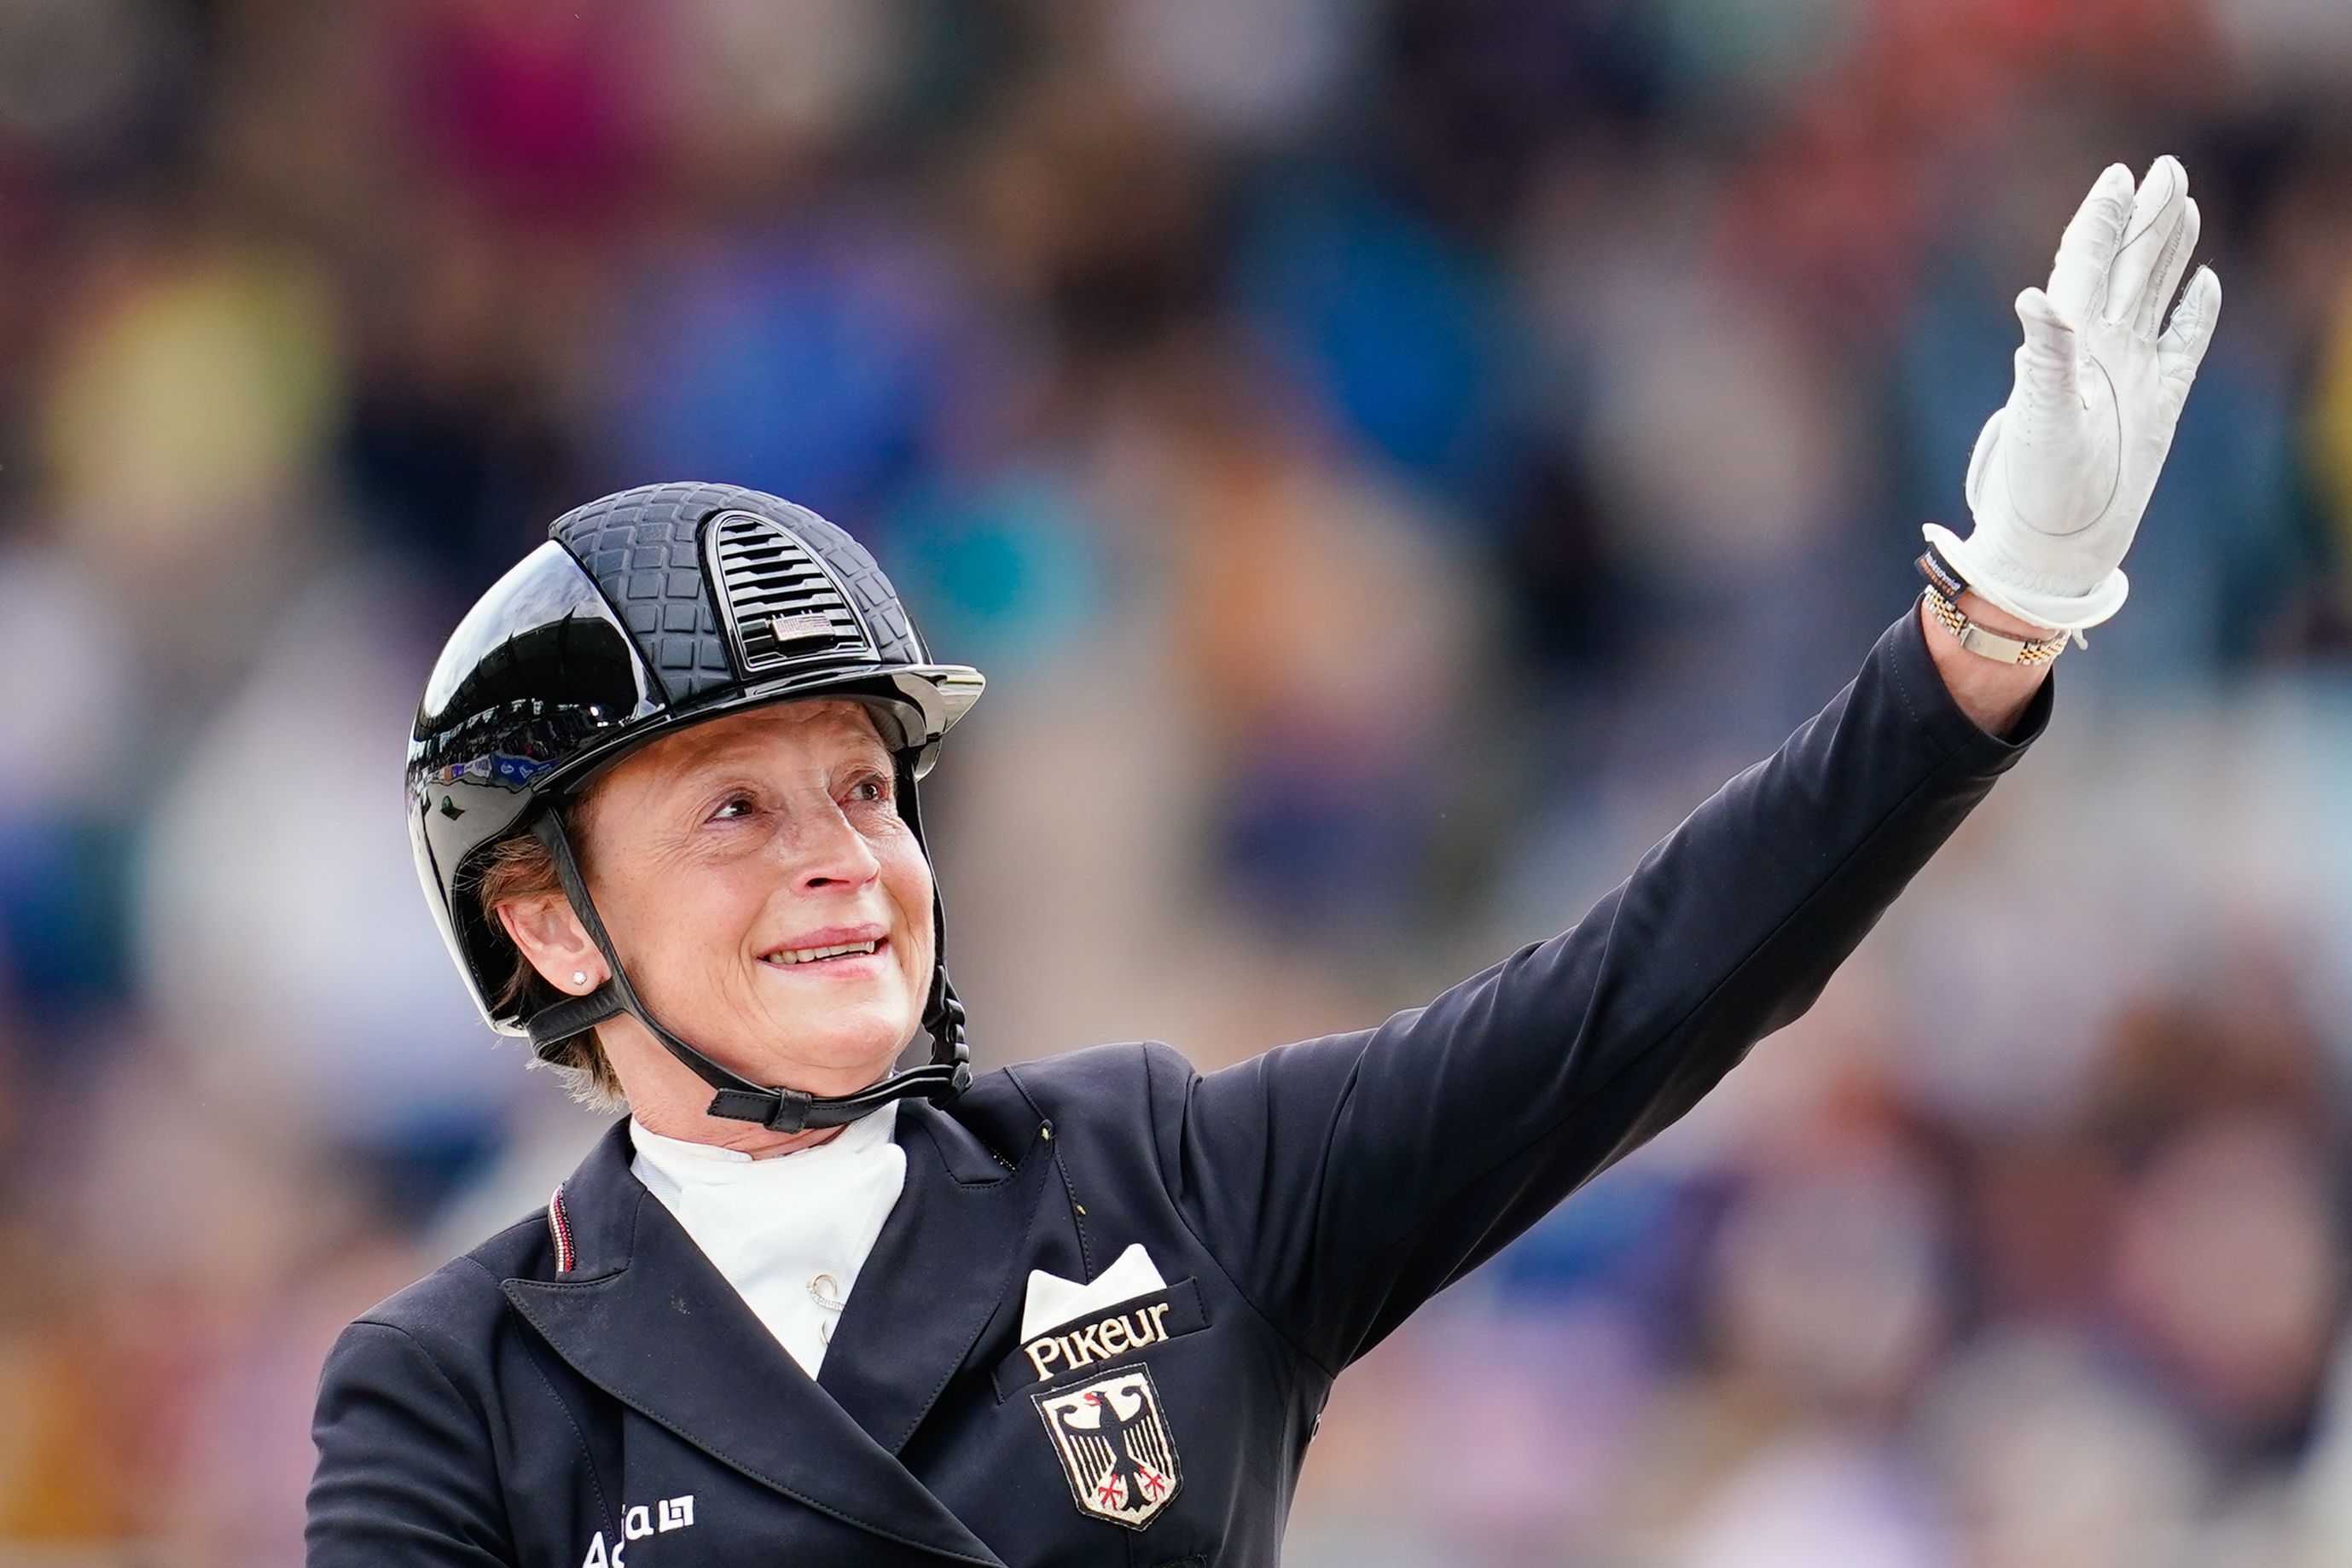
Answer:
[408,482,984,1133]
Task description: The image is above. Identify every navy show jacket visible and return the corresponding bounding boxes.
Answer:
[308,612,2046,1566]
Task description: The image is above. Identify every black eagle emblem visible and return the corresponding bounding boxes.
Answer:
[1034,1368,1182,1527]
[1054,1387,1169,1513]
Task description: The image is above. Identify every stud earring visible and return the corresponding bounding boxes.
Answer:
[572,971,589,988]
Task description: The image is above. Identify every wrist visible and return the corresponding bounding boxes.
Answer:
[1917,595,2052,737]
[1954,591,2058,642]
[1917,540,2071,664]
[1920,584,2070,667]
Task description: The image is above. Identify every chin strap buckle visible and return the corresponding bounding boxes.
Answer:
[760,1088,817,1133]
[701,1084,826,1133]
[701,1085,820,1134]
[702,1064,967,1135]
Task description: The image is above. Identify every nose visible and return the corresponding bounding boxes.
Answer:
[784,793,882,892]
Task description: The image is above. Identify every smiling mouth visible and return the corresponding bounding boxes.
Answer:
[760,938,886,968]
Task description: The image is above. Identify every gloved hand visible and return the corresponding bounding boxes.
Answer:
[1924,155,2221,635]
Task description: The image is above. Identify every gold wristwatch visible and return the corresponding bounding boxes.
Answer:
[1916,544,2069,666]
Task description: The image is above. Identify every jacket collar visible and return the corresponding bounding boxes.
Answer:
[816,1092,1057,1454]
[505,1086,1056,1566]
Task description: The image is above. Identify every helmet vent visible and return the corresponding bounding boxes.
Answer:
[706,510,875,675]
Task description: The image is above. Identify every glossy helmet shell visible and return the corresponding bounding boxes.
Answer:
[408,481,983,1037]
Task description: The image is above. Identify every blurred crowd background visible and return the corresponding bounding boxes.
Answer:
[3,0,2352,1562]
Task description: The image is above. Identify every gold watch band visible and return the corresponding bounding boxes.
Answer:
[1921,587,2067,665]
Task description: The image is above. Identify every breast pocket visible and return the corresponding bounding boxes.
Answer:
[983,1280,1212,1537]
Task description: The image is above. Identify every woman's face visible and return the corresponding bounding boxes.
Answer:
[564,700,935,1100]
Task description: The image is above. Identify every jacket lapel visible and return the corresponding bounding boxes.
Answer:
[502,1121,1019,1567]
[816,1095,1061,1453]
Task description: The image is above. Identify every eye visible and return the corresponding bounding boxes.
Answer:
[845,771,891,804]
[707,793,756,822]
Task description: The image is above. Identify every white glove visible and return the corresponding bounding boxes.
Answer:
[1924,155,2222,635]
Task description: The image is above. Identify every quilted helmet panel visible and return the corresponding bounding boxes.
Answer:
[549,480,925,706]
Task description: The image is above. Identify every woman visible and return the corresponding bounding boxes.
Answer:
[310,160,2217,1565]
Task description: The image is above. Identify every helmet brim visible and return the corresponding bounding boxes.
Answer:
[531,659,985,800]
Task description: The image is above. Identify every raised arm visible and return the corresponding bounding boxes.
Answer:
[1153,156,2220,1375]
[1158,610,2041,1372]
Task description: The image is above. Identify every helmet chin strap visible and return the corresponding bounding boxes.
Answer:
[520,801,972,1135]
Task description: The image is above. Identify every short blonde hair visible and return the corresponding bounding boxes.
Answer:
[475,821,629,1112]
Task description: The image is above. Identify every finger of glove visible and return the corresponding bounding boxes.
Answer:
[2104,154,2189,334]
[2157,265,2222,390]
[2011,287,2080,429]
[1964,408,2005,510]
[2134,195,2200,340]
[2048,163,2135,324]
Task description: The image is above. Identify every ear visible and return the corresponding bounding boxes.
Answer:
[497,892,605,995]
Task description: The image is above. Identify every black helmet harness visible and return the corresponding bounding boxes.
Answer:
[408,484,979,1135]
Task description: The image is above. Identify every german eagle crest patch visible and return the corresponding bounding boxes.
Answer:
[1032,1365,1182,1528]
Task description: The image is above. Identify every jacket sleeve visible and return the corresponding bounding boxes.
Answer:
[1155,610,2047,1373]
[308,1321,514,1567]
